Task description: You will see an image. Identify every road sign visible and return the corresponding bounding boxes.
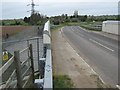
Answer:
[2,50,13,60]
[2,51,9,60]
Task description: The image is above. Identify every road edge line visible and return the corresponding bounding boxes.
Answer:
[60,27,107,86]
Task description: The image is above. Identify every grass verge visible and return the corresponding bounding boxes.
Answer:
[51,22,102,32]
[80,25,102,32]
[51,25,64,31]
[53,75,74,88]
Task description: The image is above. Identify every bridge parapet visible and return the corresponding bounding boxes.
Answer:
[36,20,52,89]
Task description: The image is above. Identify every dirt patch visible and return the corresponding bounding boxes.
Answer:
[1,26,31,38]
[51,28,108,88]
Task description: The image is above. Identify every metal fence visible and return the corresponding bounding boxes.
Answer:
[2,37,43,72]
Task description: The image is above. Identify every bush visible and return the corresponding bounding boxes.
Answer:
[71,19,78,22]
[53,20,60,25]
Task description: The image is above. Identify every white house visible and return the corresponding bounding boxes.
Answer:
[102,21,120,35]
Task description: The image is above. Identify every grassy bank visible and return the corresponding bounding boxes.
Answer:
[80,25,102,31]
[51,25,64,31]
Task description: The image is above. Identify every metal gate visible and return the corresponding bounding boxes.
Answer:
[2,37,43,72]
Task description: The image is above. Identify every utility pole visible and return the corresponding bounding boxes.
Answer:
[27,0,38,15]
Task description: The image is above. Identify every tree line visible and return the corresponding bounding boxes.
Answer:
[1,13,48,26]
[23,13,48,25]
[50,13,119,25]
[1,11,119,26]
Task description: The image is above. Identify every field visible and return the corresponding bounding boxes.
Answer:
[1,26,31,38]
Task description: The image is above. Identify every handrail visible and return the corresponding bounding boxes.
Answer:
[2,37,42,44]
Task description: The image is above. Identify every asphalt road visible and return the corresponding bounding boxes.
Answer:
[62,26,118,87]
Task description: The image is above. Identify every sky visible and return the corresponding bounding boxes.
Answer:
[1,0,119,2]
[1,0,119,19]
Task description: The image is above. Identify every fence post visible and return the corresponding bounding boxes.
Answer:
[14,51,23,88]
[29,44,34,84]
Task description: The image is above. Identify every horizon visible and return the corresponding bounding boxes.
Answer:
[1,14,118,21]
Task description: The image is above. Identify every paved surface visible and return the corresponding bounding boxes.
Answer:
[87,29,119,41]
[62,26,118,87]
[52,29,107,88]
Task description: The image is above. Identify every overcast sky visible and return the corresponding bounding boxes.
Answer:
[1,0,119,19]
[2,0,119,2]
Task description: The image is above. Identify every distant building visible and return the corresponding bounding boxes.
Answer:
[102,21,120,35]
[74,10,78,18]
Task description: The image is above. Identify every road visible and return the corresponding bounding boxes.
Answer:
[62,26,118,87]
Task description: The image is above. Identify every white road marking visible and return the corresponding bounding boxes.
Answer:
[89,39,114,52]
[61,26,106,85]
[66,41,106,85]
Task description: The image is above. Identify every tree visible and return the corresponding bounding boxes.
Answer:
[53,20,60,25]
[2,21,5,25]
[65,14,68,19]
[118,15,120,20]
[30,13,40,25]
[24,17,30,23]
[23,12,47,25]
